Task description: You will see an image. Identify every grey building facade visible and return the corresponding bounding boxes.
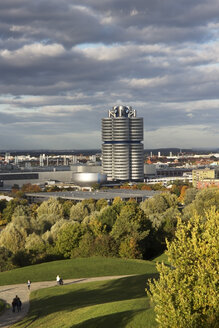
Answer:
[102,105,144,181]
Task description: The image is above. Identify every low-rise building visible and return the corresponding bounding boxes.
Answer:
[25,189,159,204]
[192,168,219,188]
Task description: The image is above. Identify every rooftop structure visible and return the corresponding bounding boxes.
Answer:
[25,189,159,203]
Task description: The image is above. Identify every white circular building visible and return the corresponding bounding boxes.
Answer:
[72,172,107,186]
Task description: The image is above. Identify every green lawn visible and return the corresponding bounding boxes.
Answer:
[12,274,157,328]
[152,253,168,265]
[0,257,158,286]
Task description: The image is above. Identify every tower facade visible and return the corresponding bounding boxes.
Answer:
[102,105,144,181]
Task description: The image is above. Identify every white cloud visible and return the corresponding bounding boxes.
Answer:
[122,76,168,88]
[10,25,36,34]
[0,0,218,149]
[0,43,65,65]
[144,125,219,149]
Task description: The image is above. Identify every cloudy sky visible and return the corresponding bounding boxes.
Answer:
[0,0,219,150]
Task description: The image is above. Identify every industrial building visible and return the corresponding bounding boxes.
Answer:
[102,105,144,181]
[0,164,105,189]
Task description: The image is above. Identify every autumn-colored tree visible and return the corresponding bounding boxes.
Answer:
[21,183,41,193]
[178,185,189,204]
[148,207,219,328]
[46,185,60,192]
[120,185,131,190]
[141,185,152,190]
[11,184,20,194]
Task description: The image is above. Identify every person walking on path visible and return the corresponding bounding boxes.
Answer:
[56,275,60,285]
[16,296,22,312]
[11,295,22,313]
[12,298,17,313]
[59,277,63,285]
[27,280,31,290]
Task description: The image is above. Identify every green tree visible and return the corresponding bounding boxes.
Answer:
[140,193,178,216]
[97,206,118,232]
[81,198,96,213]
[0,205,36,253]
[0,247,14,271]
[70,202,89,222]
[62,200,75,219]
[36,198,64,232]
[72,232,95,257]
[12,205,37,234]
[148,207,219,328]
[25,232,46,254]
[140,193,180,236]
[96,199,108,211]
[0,223,27,253]
[111,202,151,259]
[0,199,7,214]
[56,222,87,258]
[170,184,181,197]
[183,188,219,220]
[50,219,69,242]
[2,198,28,223]
[183,188,198,205]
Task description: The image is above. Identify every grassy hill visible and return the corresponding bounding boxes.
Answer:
[12,274,157,328]
[1,256,167,327]
[0,256,160,286]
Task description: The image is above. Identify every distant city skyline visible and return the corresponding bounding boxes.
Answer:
[0,0,219,150]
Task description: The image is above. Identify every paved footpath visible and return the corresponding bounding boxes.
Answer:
[0,275,131,328]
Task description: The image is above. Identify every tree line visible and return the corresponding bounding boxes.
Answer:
[0,186,218,272]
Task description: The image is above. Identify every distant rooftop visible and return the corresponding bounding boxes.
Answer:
[25,189,159,203]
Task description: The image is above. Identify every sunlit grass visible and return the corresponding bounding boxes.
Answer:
[12,274,157,328]
[0,257,158,285]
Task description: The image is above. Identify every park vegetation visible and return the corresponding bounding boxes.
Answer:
[0,184,218,327]
[148,202,219,327]
[0,185,218,272]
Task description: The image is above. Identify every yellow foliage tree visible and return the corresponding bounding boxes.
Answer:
[147,207,219,328]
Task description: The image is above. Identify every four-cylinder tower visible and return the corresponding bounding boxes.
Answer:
[102,105,144,181]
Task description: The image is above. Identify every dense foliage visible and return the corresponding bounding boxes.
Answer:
[0,187,218,271]
[148,205,219,328]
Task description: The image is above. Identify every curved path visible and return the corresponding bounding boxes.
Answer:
[0,275,132,328]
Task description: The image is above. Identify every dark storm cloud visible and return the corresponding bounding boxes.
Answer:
[0,0,218,149]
